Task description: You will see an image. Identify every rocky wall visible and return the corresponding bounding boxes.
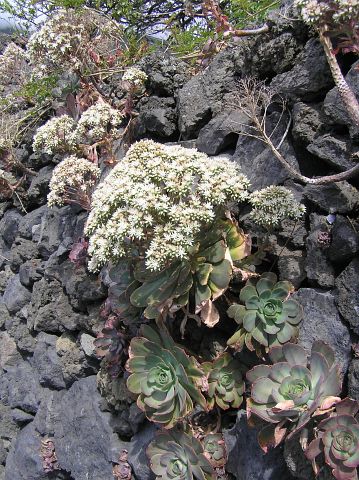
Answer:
[0,5,358,480]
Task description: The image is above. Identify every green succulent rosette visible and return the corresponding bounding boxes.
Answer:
[130,219,249,326]
[126,325,207,428]
[203,433,227,468]
[306,398,359,480]
[147,429,215,480]
[202,352,244,410]
[227,272,303,354]
[246,342,341,449]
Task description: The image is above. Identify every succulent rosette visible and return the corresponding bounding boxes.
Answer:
[147,429,215,480]
[130,219,250,326]
[227,272,302,354]
[246,342,341,448]
[203,433,227,468]
[202,353,244,410]
[126,325,207,428]
[306,398,359,480]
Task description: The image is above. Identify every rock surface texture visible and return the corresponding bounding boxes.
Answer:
[0,6,359,480]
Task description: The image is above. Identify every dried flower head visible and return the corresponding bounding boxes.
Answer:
[47,156,100,209]
[32,115,77,155]
[75,100,123,143]
[85,139,250,271]
[249,186,305,229]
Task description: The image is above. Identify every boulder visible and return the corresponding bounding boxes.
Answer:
[2,275,31,314]
[307,134,356,171]
[304,181,359,214]
[327,215,359,264]
[0,210,23,248]
[136,96,177,138]
[292,102,324,144]
[335,258,359,334]
[294,288,351,378]
[30,333,66,390]
[0,332,21,370]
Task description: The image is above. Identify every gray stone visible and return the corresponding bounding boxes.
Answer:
[17,205,47,240]
[11,408,35,424]
[29,277,81,332]
[305,214,335,288]
[0,267,13,295]
[53,376,130,480]
[18,259,44,288]
[270,38,333,100]
[277,250,306,288]
[304,181,359,214]
[27,165,53,207]
[178,49,236,139]
[2,275,31,314]
[79,333,96,358]
[324,60,359,128]
[0,361,47,414]
[139,51,189,96]
[0,303,10,330]
[233,111,300,190]
[294,288,351,378]
[348,358,359,401]
[4,422,49,480]
[292,102,324,144]
[136,96,176,138]
[0,332,21,370]
[224,410,292,480]
[196,110,247,155]
[327,215,359,264]
[56,333,94,387]
[335,258,359,334]
[30,333,66,390]
[307,134,355,171]
[127,422,157,480]
[0,403,19,451]
[0,210,23,248]
[9,238,39,272]
[4,311,37,354]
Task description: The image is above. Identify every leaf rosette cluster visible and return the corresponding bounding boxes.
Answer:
[126,326,206,428]
[246,342,341,449]
[147,429,215,480]
[227,272,302,354]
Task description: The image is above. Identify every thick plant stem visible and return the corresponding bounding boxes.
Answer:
[319,26,359,129]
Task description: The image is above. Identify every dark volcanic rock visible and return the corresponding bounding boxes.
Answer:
[27,165,53,207]
[196,110,246,155]
[305,214,335,288]
[17,205,47,240]
[9,238,39,272]
[307,134,356,171]
[304,181,359,214]
[324,60,359,130]
[233,111,299,190]
[0,210,23,248]
[30,332,66,390]
[2,275,31,314]
[127,422,157,480]
[53,376,129,480]
[224,410,292,480]
[335,258,359,334]
[294,288,351,378]
[0,332,21,370]
[136,96,176,138]
[348,358,359,401]
[292,102,323,144]
[270,38,333,101]
[327,215,359,264]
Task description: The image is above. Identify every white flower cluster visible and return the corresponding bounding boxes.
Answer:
[249,186,306,229]
[0,42,27,86]
[32,115,77,155]
[33,102,123,155]
[27,10,123,77]
[85,140,250,271]
[47,156,100,208]
[76,101,123,143]
[122,67,148,90]
[295,0,359,25]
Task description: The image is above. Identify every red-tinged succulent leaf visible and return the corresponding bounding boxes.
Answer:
[258,422,288,453]
[69,238,88,266]
[200,299,220,328]
[305,438,323,461]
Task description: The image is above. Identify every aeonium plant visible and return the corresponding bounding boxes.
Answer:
[246,341,341,451]
[305,398,359,480]
[227,272,303,356]
[126,325,207,428]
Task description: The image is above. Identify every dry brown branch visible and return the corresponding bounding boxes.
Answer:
[230,78,359,185]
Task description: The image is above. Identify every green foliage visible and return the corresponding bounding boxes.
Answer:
[202,352,244,410]
[169,25,214,57]
[129,219,249,323]
[202,434,227,468]
[147,429,215,480]
[126,325,207,428]
[246,341,342,449]
[224,0,280,27]
[305,398,359,480]
[227,272,303,355]
[17,75,59,104]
